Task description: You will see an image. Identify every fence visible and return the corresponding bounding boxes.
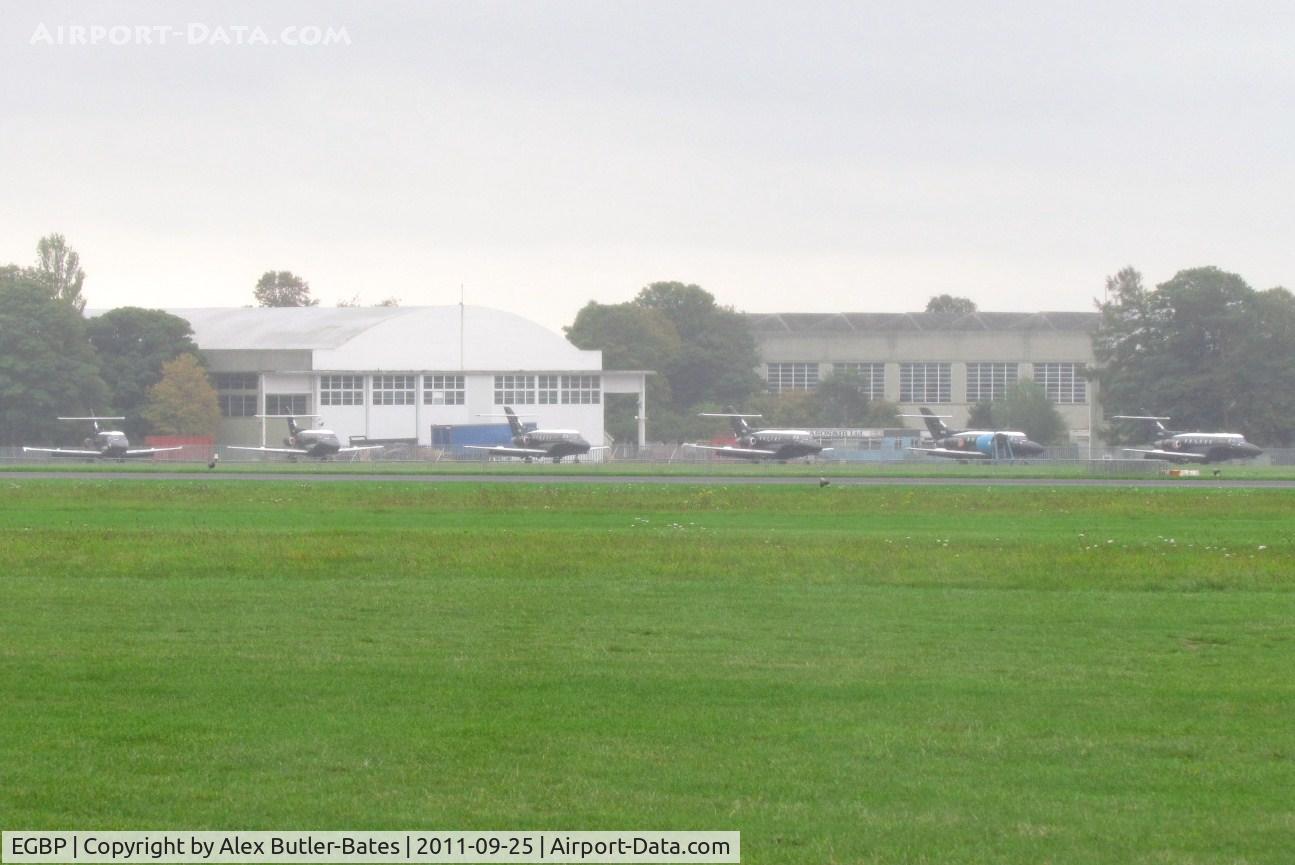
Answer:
[6,443,1289,474]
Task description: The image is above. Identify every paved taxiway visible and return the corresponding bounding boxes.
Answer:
[5,470,1295,489]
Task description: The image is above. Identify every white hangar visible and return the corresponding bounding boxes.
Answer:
[170,306,650,451]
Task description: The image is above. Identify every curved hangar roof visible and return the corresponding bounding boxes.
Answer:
[168,306,601,371]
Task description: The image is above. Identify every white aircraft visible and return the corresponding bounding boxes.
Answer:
[22,416,184,459]
[685,410,830,461]
[464,407,607,463]
[1112,415,1263,463]
[228,415,384,460]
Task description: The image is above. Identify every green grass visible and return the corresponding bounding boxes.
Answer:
[2,481,1293,864]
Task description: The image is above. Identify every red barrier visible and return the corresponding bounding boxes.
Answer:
[143,435,215,461]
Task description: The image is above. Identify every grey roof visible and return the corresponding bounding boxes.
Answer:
[745,311,1100,334]
[162,306,420,350]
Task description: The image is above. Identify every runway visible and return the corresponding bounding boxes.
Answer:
[6,470,1295,489]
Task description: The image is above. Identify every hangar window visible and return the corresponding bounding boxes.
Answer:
[320,374,363,406]
[1033,363,1087,404]
[494,375,535,405]
[372,375,416,405]
[830,363,885,400]
[900,363,951,403]
[218,395,257,417]
[561,375,601,404]
[766,363,819,393]
[966,363,1019,402]
[423,375,465,405]
[537,375,560,405]
[213,372,258,391]
[265,393,311,415]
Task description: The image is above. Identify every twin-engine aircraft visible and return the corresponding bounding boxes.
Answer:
[685,410,830,462]
[1112,415,1263,463]
[228,415,384,460]
[22,416,184,460]
[464,406,605,463]
[904,407,1045,460]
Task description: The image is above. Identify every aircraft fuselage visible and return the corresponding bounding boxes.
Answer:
[287,429,344,458]
[1150,434,1262,463]
[724,430,824,461]
[930,431,1045,459]
[512,429,592,461]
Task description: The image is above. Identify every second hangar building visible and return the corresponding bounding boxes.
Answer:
[174,305,651,451]
[746,311,1101,442]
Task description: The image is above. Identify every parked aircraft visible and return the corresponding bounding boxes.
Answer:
[1112,415,1263,463]
[685,410,830,461]
[903,407,1045,460]
[465,406,606,463]
[228,415,384,460]
[22,416,184,460]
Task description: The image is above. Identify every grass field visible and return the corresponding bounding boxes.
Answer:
[2,480,1292,864]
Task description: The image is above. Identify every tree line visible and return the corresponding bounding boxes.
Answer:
[0,235,219,445]
[1093,266,1295,446]
[4,234,1289,449]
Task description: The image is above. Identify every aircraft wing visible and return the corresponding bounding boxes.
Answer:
[908,446,992,459]
[22,446,103,457]
[463,445,551,457]
[1123,448,1209,462]
[336,445,384,453]
[683,443,779,457]
[227,446,312,456]
[123,447,185,457]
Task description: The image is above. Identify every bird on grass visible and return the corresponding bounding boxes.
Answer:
[818,477,830,488]
[208,453,220,470]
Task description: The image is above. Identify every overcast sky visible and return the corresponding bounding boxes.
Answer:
[3,0,1292,330]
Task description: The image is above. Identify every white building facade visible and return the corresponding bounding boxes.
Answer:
[172,306,649,450]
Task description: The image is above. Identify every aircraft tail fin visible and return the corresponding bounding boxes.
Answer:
[1112,415,1172,438]
[919,407,950,438]
[286,416,300,436]
[727,409,752,438]
[503,406,525,437]
[698,408,761,437]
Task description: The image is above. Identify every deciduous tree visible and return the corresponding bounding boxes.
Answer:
[0,271,108,444]
[1093,266,1295,445]
[924,294,977,314]
[34,233,87,312]
[141,354,221,436]
[86,307,200,439]
[254,270,318,307]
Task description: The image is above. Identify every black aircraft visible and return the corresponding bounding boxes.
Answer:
[1112,415,1263,463]
[229,415,384,460]
[22,416,184,460]
[903,407,1045,460]
[464,406,606,463]
[685,410,830,462]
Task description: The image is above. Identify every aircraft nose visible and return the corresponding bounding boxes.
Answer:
[1020,440,1045,456]
[1244,443,1264,457]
